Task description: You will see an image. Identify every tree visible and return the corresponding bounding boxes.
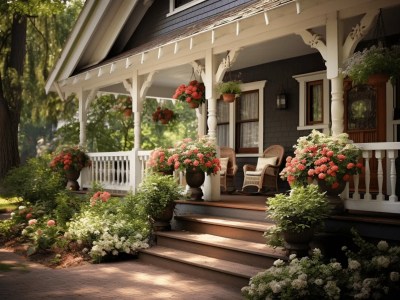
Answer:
[0,0,82,180]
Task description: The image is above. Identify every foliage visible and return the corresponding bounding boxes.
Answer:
[172,80,206,107]
[169,136,221,175]
[1,155,65,206]
[54,192,85,227]
[50,145,91,172]
[112,96,132,112]
[342,45,400,85]
[21,218,61,255]
[217,80,242,95]
[280,130,362,188]
[0,197,21,213]
[133,173,184,219]
[66,193,150,261]
[146,147,175,173]
[242,231,400,300]
[265,185,330,247]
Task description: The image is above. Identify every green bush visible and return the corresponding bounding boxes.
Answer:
[54,192,85,227]
[1,155,65,209]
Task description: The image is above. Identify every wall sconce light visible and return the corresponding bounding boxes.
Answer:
[276,92,287,110]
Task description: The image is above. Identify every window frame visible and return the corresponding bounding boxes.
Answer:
[216,80,266,157]
[293,71,329,133]
[167,0,207,16]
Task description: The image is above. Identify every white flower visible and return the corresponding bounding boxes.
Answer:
[312,248,321,256]
[377,241,389,251]
[273,259,285,267]
[298,273,307,281]
[18,206,26,210]
[112,250,118,256]
[10,212,15,217]
[375,256,390,268]
[21,229,27,235]
[348,259,361,270]
[330,262,342,270]
[289,254,297,260]
[390,272,399,282]
[77,240,82,245]
[291,279,307,290]
[315,279,324,286]
[269,280,282,294]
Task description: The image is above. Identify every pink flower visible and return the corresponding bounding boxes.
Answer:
[318,173,326,180]
[28,219,37,226]
[47,220,56,227]
[25,213,33,220]
[100,191,111,202]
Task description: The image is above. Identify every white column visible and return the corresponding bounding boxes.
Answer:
[203,48,220,201]
[78,90,87,148]
[330,75,345,135]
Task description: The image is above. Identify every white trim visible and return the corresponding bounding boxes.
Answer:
[167,0,207,16]
[293,70,329,134]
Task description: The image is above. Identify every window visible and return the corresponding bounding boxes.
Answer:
[168,0,206,16]
[236,91,259,153]
[293,71,329,133]
[216,81,266,156]
[306,80,323,125]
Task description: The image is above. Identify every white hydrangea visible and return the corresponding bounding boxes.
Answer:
[273,259,285,267]
[348,259,361,270]
[291,278,307,290]
[377,241,389,251]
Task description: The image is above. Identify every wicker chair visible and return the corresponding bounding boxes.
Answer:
[242,145,285,192]
[220,147,238,192]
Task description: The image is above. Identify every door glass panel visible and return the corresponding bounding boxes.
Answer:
[347,85,376,130]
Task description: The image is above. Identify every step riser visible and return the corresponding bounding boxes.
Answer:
[156,235,276,268]
[174,203,266,222]
[139,252,250,290]
[175,219,266,244]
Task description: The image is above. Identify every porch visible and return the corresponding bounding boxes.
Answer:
[80,141,400,215]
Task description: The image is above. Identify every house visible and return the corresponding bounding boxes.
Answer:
[46,0,400,210]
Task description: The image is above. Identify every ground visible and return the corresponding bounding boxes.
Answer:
[2,238,90,269]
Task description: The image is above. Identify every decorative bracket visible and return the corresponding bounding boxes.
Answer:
[342,9,379,61]
[191,61,205,82]
[216,47,243,82]
[296,30,327,62]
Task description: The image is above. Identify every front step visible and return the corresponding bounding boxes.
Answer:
[156,231,286,267]
[140,246,264,290]
[174,214,273,243]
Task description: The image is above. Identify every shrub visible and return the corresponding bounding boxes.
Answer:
[54,192,85,227]
[1,155,65,208]
[66,194,150,261]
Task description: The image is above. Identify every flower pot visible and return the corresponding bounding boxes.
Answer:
[185,167,205,200]
[222,93,235,103]
[153,202,175,231]
[188,102,199,109]
[318,180,346,214]
[160,119,169,125]
[65,170,81,191]
[283,227,315,257]
[367,73,390,85]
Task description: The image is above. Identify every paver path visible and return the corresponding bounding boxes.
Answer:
[0,248,242,299]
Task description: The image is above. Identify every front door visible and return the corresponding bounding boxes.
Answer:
[344,74,389,193]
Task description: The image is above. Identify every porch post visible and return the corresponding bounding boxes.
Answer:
[203,48,220,201]
[77,88,97,147]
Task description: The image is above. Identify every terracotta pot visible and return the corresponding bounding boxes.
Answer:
[222,93,235,103]
[367,73,390,85]
[318,180,346,214]
[188,102,199,109]
[160,119,169,124]
[185,167,205,200]
[65,170,81,191]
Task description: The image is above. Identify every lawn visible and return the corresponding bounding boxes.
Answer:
[0,197,21,213]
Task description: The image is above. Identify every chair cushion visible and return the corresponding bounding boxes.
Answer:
[256,157,278,171]
[220,157,229,172]
[245,170,263,176]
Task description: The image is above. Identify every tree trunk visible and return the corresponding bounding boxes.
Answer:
[0,14,27,180]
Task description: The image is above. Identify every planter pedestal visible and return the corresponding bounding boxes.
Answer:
[66,170,80,191]
[283,227,314,257]
[185,168,205,201]
[318,180,346,215]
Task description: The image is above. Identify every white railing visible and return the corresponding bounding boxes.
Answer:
[343,142,400,214]
[81,150,152,194]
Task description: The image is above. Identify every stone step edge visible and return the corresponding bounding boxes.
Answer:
[140,246,265,279]
[156,230,286,259]
[174,214,274,232]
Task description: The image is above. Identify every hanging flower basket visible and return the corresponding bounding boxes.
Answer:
[152,107,175,124]
[172,80,206,108]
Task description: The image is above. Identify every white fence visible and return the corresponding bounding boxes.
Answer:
[343,142,400,214]
[80,150,152,194]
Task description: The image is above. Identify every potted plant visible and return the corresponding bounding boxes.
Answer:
[172,80,206,108]
[134,173,184,231]
[146,147,175,175]
[168,136,221,200]
[50,145,91,191]
[152,107,176,124]
[265,184,331,255]
[342,45,400,85]
[217,80,241,102]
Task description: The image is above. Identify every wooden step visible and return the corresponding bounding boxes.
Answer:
[174,214,274,243]
[139,246,264,290]
[156,230,286,267]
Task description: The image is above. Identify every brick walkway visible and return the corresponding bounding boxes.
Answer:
[0,248,243,299]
